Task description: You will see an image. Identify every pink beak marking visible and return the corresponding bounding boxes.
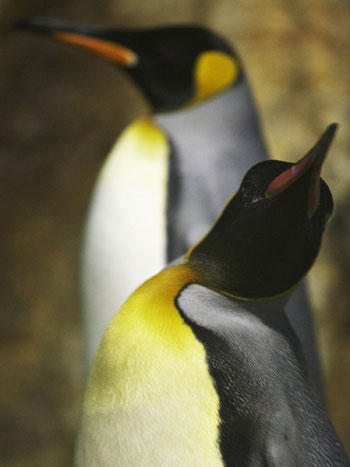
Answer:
[265,124,338,218]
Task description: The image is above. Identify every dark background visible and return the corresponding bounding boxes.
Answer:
[0,0,349,465]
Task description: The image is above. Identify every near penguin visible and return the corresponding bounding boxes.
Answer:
[16,19,321,393]
[75,124,349,466]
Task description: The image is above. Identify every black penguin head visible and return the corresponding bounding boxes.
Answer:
[188,124,337,299]
[15,17,240,113]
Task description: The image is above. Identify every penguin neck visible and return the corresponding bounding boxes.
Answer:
[229,293,290,312]
[153,79,268,259]
[230,293,291,327]
[154,78,265,151]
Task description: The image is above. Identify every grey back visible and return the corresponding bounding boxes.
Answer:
[176,284,349,467]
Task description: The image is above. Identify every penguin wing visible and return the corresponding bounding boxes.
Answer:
[175,284,349,467]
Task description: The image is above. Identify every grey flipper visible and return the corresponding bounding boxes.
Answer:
[176,284,349,467]
[157,81,323,393]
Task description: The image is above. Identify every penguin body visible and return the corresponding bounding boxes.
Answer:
[75,125,349,466]
[76,269,348,467]
[17,19,321,391]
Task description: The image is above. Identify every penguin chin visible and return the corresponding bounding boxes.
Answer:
[128,71,193,113]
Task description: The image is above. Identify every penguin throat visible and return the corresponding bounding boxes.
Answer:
[188,251,305,301]
[186,213,318,300]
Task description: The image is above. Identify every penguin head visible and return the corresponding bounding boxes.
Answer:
[16,17,240,113]
[187,124,337,299]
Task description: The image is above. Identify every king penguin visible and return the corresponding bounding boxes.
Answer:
[17,18,320,388]
[75,124,349,466]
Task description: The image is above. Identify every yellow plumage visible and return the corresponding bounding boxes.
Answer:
[76,265,223,466]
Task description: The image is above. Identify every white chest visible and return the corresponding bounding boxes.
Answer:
[81,119,169,366]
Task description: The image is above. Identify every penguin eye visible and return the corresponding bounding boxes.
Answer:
[242,180,258,199]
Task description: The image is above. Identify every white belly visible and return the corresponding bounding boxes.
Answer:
[81,119,169,367]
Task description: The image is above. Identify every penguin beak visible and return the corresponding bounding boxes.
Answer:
[265,123,338,218]
[15,17,138,67]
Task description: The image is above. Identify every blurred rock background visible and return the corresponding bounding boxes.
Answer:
[0,0,349,465]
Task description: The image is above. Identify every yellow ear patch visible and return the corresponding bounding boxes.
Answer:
[192,51,239,104]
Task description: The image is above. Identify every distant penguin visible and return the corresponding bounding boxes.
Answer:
[75,124,349,466]
[17,18,319,389]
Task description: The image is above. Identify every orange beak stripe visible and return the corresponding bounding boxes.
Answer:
[53,32,138,66]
